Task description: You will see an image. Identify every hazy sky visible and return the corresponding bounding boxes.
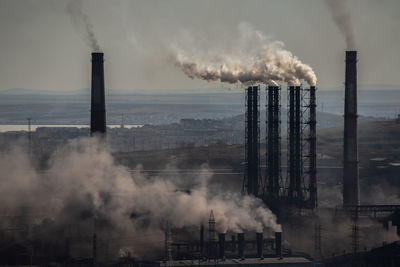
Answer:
[0,0,399,92]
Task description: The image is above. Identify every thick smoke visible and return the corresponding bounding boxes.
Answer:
[67,0,101,51]
[0,138,280,257]
[325,0,356,50]
[172,23,317,86]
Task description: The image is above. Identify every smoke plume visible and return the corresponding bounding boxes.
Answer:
[172,23,317,86]
[0,138,280,258]
[67,0,101,51]
[325,0,356,50]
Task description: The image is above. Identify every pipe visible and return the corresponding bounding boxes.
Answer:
[288,86,295,198]
[295,86,302,198]
[256,233,263,259]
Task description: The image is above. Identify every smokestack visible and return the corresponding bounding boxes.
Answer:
[238,233,245,259]
[245,86,260,196]
[343,51,360,206]
[309,86,317,208]
[218,233,225,260]
[275,232,282,258]
[90,52,106,136]
[92,232,97,266]
[231,235,236,253]
[200,224,204,255]
[288,86,303,200]
[256,233,263,259]
[266,86,282,197]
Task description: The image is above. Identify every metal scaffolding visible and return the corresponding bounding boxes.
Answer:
[286,85,317,208]
[242,84,317,209]
[304,86,317,209]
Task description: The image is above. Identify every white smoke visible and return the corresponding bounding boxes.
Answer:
[0,137,281,257]
[67,0,101,51]
[325,0,356,50]
[172,23,317,86]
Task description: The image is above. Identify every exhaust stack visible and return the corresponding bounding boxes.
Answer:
[218,233,225,260]
[238,233,245,259]
[90,52,106,136]
[343,51,360,206]
[275,232,282,258]
[245,86,260,196]
[256,233,263,259]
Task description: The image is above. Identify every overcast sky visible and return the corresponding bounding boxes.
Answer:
[0,0,399,92]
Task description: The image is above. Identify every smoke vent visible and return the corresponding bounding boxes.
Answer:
[231,235,236,253]
[200,224,204,256]
[90,52,106,136]
[343,51,360,206]
[256,232,263,259]
[218,233,225,260]
[238,233,245,259]
[275,232,282,258]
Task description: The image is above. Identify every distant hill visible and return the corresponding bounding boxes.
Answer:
[0,86,398,125]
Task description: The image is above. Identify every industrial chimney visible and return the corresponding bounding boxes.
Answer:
[90,52,106,136]
[238,233,245,259]
[218,233,226,260]
[343,51,360,206]
[244,86,260,196]
[256,232,263,259]
[275,232,282,258]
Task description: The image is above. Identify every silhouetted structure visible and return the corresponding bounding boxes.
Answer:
[287,86,303,201]
[256,233,263,259]
[218,233,225,259]
[244,86,260,196]
[308,86,317,208]
[90,52,106,136]
[343,51,360,206]
[266,86,282,198]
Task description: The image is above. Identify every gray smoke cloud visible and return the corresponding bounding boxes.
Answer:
[325,0,356,50]
[172,23,317,86]
[0,138,280,258]
[67,0,101,51]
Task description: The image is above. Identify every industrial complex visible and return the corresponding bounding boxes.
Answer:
[0,2,399,266]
